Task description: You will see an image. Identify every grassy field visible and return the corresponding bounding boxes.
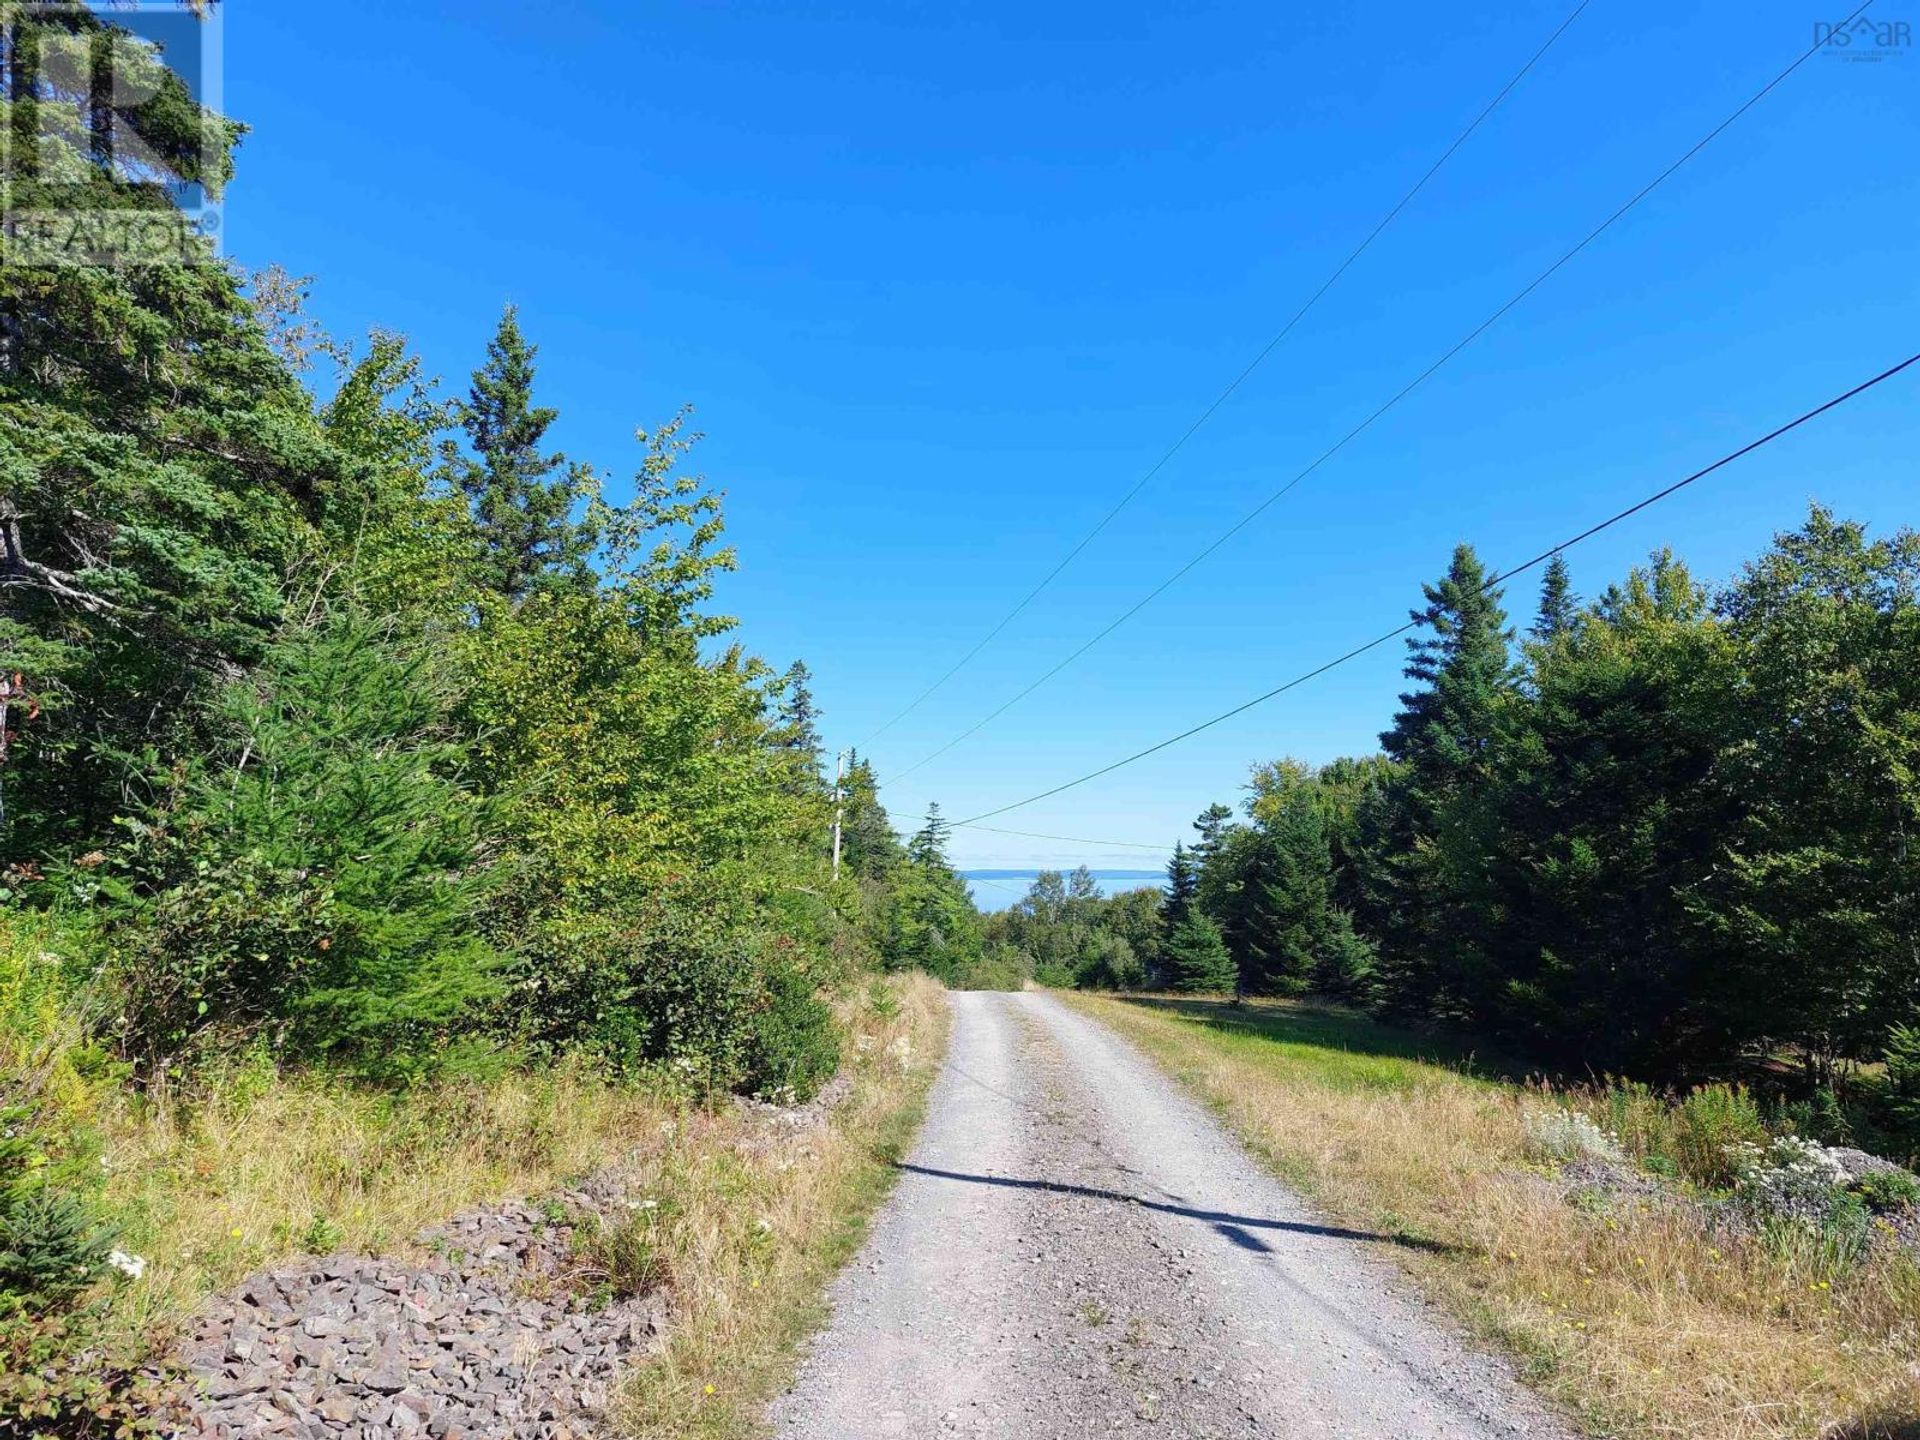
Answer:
[1062,992,1920,1440]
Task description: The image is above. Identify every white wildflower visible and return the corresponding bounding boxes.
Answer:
[107,1250,147,1281]
[1522,1107,1624,1164]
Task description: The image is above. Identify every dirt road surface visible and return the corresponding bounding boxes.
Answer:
[768,990,1572,1440]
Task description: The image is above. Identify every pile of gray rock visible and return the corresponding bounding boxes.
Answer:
[171,1192,668,1439]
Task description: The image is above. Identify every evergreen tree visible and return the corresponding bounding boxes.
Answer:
[1240,759,1380,1002]
[837,754,903,879]
[1189,801,1245,944]
[774,660,823,761]
[1532,553,1578,641]
[0,6,327,854]
[1162,912,1236,994]
[888,805,982,980]
[1163,842,1198,927]
[449,306,595,599]
[1372,544,1515,1018]
[1691,509,1920,1086]
[1480,556,1732,1071]
[909,803,952,867]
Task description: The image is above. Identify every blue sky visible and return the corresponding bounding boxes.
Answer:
[222,1,1917,871]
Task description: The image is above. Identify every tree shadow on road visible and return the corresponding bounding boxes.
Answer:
[893,1162,1461,1257]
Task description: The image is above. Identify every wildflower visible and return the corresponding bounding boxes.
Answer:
[703,1383,716,1396]
[229,1227,243,1239]
[107,1250,147,1281]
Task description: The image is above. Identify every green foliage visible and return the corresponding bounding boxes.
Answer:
[0,12,943,1424]
[1853,1168,1920,1214]
[739,945,840,1101]
[880,807,983,982]
[1687,510,1920,1088]
[1173,512,1918,1111]
[1884,1025,1920,1151]
[0,1104,111,1315]
[103,610,501,1077]
[444,305,597,599]
[984,869,1161,992]
[946,944,1029,992]
[1161,912,1236,994]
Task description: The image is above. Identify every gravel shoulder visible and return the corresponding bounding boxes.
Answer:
[768,990,1575,1439]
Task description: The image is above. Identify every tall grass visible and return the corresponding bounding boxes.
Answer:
[1069,993,1920,1440]
[612,972,946,1439]
[5,902,947,1433]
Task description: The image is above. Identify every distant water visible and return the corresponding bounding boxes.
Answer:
[961,868,1166,911]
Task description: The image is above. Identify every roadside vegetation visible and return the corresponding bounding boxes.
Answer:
[614,974,944,1440]
[0,10,972,1435]
[990,511,1919,1435]
[1070,993,1920,1440]
[1002,509,1920,1160]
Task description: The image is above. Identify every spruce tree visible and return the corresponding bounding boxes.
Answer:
[1373,544,1515,1018]
[450,306,595,599]
[773,660,824,795]
[1162,912,1236,994]
[837,754,903,879]
[1533,554,1578,641]
[1163,842,1198,927]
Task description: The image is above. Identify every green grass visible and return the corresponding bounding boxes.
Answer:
[1114,995,1520,1094]
[1072,990,1920,1440]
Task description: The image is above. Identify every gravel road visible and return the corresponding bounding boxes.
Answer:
[768,990,1574,1440]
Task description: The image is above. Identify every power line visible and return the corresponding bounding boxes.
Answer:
[882,2,1871,789]
[951,350,1920,827]
[854,0,1593,750]
[953,822,1170,852]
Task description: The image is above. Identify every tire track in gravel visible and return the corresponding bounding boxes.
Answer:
[769,991,1573,1439]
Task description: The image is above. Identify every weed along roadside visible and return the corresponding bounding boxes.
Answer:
[611,976,947,1440]
[1063,991,1920,1440]
[3,970,945,1440]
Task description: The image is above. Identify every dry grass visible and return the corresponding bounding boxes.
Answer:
[1064,992,1920,1440]
[97,1057,682,1342]
[40,961,946,1440]
[612,972,947,1439]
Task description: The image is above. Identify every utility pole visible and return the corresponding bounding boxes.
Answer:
[831,749,846,881]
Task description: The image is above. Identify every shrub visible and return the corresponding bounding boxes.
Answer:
[1882,1024,1920,1152]
[0,1105,112,1320]
[950,946,1028,992]
[1674,1083,1769,1187]
[521,884,841,1101]
[1578,1079,1768,1187]
[1852,1168,1920,1214]
[103,611,502,1077]
[739,945,839,1102]
[1073,933,1143,992]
